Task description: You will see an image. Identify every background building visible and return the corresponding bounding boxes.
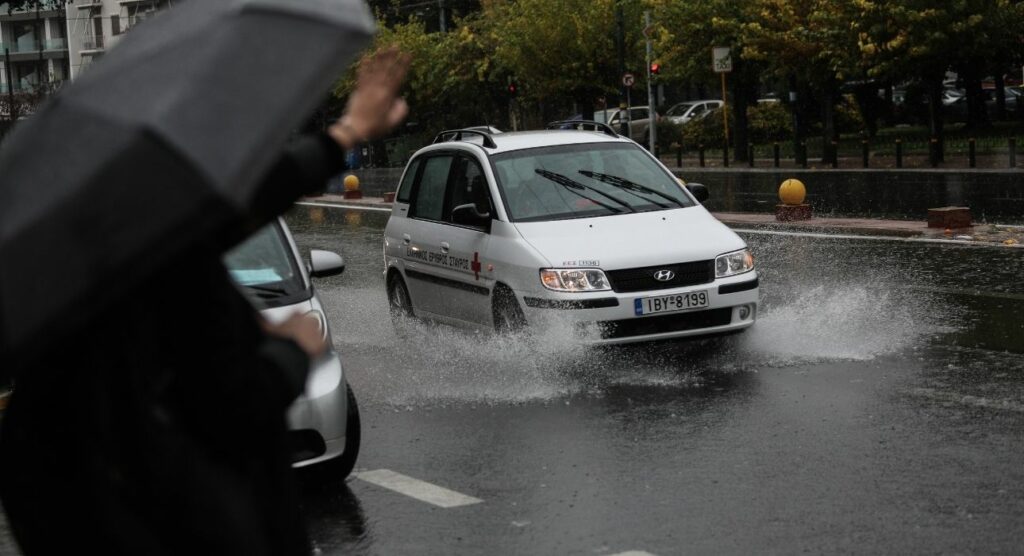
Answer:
[65,0,172,79]
[0,1,70,95]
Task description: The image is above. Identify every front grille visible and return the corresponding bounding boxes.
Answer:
[605,260,714,293]
[591,307,732,339]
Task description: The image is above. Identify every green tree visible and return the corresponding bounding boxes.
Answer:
[650,0,768,161]
[741,0,865,162]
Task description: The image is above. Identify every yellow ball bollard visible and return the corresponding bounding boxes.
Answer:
[778,178,806,205]
[343,174,362,199]
[775,178,812,221]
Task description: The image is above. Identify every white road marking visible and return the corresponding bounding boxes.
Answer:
[353,469,483,508]
[297,201,393,213]
[609,551,658,556]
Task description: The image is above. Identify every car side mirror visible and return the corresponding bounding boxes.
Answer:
[685,183,709,204]
[309,249,345,278]
[451,203,491,230]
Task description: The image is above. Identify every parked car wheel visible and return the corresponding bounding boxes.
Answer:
[320,385,361,480]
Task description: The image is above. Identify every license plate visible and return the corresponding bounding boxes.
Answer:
[634,290,709,316]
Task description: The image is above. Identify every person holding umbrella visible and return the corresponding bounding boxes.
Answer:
[0,1,409,554]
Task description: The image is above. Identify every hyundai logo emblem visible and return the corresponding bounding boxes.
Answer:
[653,270,675,282]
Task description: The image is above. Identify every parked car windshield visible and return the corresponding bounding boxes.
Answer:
[666,102,697,117]
[492,142,696,222]
[224,223,306,303]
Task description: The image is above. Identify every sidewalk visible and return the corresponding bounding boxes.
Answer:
[303,194,1023,247]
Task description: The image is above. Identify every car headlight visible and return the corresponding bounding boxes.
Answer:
[306,309,329,341]
[539,268,611,292]
[715,249,754,278]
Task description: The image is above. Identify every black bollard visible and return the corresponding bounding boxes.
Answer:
[969,138,976,168]
[748,145,755,168]
[677,144,682,168]
[800,142,808,169]
[1010,138,1017,168]
[699,144,705,167]
[773,143,780,168]
[929,138,939,168]
[895,139,903,168]
[723,143,729,167]
[831,140,839,168]
[861,140,869,168]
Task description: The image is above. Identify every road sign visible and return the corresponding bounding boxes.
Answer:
[622,72,635,88]
[713,47,732,73]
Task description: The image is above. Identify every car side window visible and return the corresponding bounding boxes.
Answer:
[396,158,421,203]
[410,155,453,222]
[446,156,492,228]
[633,108,649,121]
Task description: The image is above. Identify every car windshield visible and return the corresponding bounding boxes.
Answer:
[491,142,696,222]
[666,102,697,117]
[223,223,306,303]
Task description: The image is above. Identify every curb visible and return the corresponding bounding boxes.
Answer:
[300,195,1023,247]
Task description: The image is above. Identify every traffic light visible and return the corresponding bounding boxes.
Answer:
[650,62,661,76]
[508,81,518,97]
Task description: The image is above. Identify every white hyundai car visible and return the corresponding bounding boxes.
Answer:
[225,219,360,476]
[382,123,758,344]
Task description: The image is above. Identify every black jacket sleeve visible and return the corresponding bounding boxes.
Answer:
[249,133,348,222]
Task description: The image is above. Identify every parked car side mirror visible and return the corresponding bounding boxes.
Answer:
[309,249,345,278]
[451,203,491,230]
[685,183,709,204]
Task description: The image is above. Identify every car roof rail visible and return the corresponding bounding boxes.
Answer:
[545,120,619,138]
[432,129,498,149]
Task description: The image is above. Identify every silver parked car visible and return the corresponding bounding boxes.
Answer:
[224,218,360,477]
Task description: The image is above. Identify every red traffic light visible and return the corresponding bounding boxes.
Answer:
[650,62,661,75]
[508,82,518,96]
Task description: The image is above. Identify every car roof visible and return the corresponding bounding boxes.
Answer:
[421,129,634,156]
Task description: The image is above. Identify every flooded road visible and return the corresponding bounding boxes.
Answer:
[284,205,1023,555]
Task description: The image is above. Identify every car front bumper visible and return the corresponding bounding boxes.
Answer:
[286,349,350,468]
[516,272,759,345]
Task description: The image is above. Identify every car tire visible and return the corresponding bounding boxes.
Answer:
[492,286,527,333]
[323,384,361,480]
[387,274,414,326]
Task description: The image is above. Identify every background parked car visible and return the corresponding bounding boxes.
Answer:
[664,100,723,125]
[605,105,659,142]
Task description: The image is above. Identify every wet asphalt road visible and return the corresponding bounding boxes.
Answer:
[2,205,1022,555]
[287,205,1023,555]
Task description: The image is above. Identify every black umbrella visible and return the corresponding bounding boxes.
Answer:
[0,0,375,359]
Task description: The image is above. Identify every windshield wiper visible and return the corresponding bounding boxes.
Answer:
[578,170,685,208]
[242,284,289,298]
[533,169,635,213]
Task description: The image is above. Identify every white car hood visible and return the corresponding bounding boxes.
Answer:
[513,207,746,270]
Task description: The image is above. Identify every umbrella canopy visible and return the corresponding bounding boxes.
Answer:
[0,0,375,359]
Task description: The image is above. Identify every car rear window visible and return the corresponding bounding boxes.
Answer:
[411,155,452,221]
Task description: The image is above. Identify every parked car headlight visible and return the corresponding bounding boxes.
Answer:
[715,249,754,278]
[540,269,611,292]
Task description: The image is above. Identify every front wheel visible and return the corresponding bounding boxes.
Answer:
[492,287,527,333]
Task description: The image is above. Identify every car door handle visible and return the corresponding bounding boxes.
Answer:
[440,242,450,253]
[402,233,411,245]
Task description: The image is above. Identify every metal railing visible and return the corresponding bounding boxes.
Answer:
[0,38,68,53]
[81,36,105,50]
